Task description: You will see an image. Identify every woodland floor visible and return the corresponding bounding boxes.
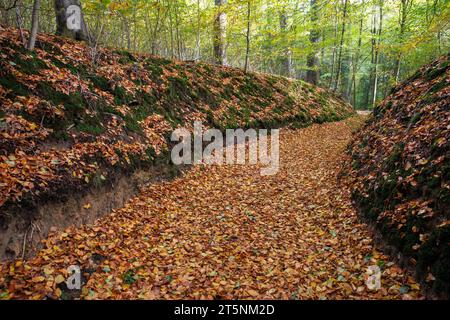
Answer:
[1,116,423,300]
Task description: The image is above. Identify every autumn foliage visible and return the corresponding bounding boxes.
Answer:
[346,54,449,297]
[0,27,354,216]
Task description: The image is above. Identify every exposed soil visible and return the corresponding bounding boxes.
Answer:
[0,163,183,261]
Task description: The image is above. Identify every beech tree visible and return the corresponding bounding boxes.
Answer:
[306,0,319,85]
[26,0,39,49]
[54,0,90,41]
[0,0,447,110]
[213,0,227,65]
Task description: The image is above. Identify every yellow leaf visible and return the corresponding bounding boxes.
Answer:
[55,288,62,298]
[32,276,45,283]
[43,266,54,275]
[55,274,65,284]
[247,289,258,296]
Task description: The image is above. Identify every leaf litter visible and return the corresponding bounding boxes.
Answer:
[0,116,422,300]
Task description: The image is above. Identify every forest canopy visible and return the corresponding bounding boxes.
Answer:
[1,0,449,108]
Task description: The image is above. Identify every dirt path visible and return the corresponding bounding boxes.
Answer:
[0,117,422,300]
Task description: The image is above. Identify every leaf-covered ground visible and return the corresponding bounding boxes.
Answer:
[0,116,422,300]
[0,27,353,214]
[346,53,449,297]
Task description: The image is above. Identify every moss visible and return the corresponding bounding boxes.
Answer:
[50,130,70,141]
[385,143,404,170]
[76,120,104,135]
[167,76,193,103]
[417,225,450,295]
[197,86,220,110]
[409,112,422,126]
[37,41,64,56]
[284,95,295,108]
[89,75,111,92]
[239,74,273,100]
[0,73,29,97]
[429,78,447,94]
[144,59,164,82]
[113,86,133,105]
[8,48,47,75]
[37,82,84,114]
[424,63,448,81]
[114,50,137,64]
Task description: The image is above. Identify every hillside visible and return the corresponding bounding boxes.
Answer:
[346,54,449,297]
[0,28,354,259]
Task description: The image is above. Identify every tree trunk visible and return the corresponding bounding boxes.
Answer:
[306,0,319,85]
[329,5,338,88]
[244,0,251,72]
[333,0,348,92]
[195,0,201,60]
[54,0,90,42]
[280,11,293,77]
[14,0,26,46]
[213,0,227,65]
[27,0,40,50]
[394,0,411,83]
[371,2,383,109]
[352,11,364,108]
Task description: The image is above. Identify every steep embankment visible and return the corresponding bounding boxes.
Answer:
[0,28,353,259]
[346,54,449,297]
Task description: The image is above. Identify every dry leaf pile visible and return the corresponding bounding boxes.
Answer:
[0,117,422,300]
[0,27,353,212]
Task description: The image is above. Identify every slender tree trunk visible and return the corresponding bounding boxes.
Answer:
[213,0,227,65]
[329,5,338,88]
[132,1,137,51]
[352,12,363,108]
[122,15,131,50]
[306,0,320,85]
[371,2,383,109]
[167,0,175,58]
[333,0,348,92]
[27,0,40,50]
[394,0,411,83]
[195,0,200,60]
[244,0,251,72]
[174,0,182,59]
[15,0,26,46]
[280,11,293,77]
[151,0,162,55]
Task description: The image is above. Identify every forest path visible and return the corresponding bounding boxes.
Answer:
[2,116,422,299]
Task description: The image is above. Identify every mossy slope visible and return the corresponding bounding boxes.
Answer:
[0,27,354,214]
[346,53,449,297]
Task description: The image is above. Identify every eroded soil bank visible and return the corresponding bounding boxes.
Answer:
[0,163,182,261]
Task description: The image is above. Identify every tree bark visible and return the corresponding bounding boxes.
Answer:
[306,0,320,85]
[54,0,90,42]
[394,0,411,83]
[244,0,251,72]
[280,11,293,77]
[213,0,227,65]
[195,0,201,60]
[333,0,348,92]
[371,2,383,109]
[329,5,338,88]
[27,0,40,50]
[352,11,364,108]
